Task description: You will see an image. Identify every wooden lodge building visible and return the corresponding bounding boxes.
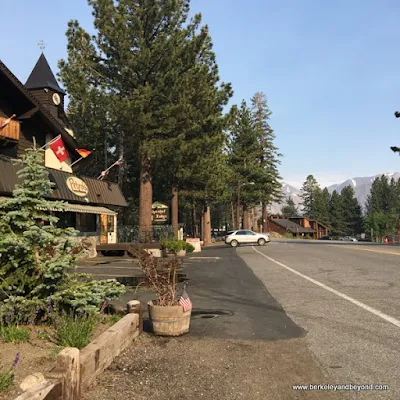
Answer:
[0,53,127,244]
[269,215,329,239]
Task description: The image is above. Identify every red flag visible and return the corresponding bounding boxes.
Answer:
[76,148,92,158]
[0,114,16,131]
[49,136,68,163]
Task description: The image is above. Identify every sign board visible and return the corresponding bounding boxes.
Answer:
[66,177,89,197]
[152,202,169,224]
[186,238,201,252]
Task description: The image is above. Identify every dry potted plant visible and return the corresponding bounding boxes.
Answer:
[137,250,192,336]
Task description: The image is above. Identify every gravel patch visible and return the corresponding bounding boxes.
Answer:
[83,334,345,400]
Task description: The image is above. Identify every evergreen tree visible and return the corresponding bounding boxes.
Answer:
[316,187,331,227]
[340,185,363,235]
[364,175,399,240]
[59,0,232,235]
[300,175,321,219]
[329,190,345,237]
[0,146,124,314]
[251,92,283,230]
[281,197,298,217]
[228,101,264,210]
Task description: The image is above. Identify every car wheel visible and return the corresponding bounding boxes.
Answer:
[230,240,239,247]
[258,238,266,246]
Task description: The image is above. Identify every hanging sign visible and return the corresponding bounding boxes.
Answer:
[152,202,169,224]
[66,176,89,197]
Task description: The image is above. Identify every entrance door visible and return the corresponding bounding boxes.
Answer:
[100,214,108,244]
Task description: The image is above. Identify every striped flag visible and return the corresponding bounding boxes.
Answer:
[0,114,16,131]
[178,287,192,312]
[76,148,92,158]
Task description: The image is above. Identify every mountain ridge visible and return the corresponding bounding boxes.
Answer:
[269,172,400,214]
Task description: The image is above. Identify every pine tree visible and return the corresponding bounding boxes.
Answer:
[251,92,282,230]
[300,175,320,219]
[316,187,331,227]
[329,190,345,237]
[281,197,298,217]
[364,175,399,240]
[340,185,363,235]
[0,146,124,314]
[228,101,264,228]
[59,0,232,236]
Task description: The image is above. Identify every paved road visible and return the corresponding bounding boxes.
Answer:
[238,241,400,399]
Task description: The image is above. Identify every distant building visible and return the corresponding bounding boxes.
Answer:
[268,215,328,239]
[0,53,127,244]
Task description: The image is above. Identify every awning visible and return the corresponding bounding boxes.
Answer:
[0,197,116,216]
[63,203,116,216]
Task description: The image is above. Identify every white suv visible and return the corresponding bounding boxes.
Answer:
[225,230,270,247]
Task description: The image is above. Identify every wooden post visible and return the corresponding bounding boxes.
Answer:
[57,348,80,400]
[127,300,143,334]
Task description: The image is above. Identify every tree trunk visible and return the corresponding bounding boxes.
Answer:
[139,156,152,242]
[203,206,212,246]
[172,187,179,239]
[192,200,197,238]
[243,204,250,230]
[200,214,204,241]
[231,199,236,230]
[252,208,258,232]
[262,202,269,233]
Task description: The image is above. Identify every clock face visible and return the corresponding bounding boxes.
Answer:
[52,93,61,106]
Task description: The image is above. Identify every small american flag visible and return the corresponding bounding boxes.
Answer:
[178,287,192,312]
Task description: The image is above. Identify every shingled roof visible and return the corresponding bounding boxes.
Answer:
[25,53,66,94]
[270,218,314,234]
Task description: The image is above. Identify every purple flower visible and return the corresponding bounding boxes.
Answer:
[12,352,20,369]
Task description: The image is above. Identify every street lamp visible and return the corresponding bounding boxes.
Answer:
[237,182,255,229]
[391,112,400,155]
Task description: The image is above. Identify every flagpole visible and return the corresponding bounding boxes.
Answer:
[97,161,117,179]
[97,157,123,179]
[40,134,61,150]
[70,156,84,167]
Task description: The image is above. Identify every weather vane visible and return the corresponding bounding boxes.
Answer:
[38,40,46,50]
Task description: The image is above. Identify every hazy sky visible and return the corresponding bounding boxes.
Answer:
[1,0,400,188]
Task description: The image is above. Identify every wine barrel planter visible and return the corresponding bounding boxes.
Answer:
[148,301,191,336]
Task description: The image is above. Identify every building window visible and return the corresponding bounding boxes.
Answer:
[80,213,97,232]
[55,212,76,229]
[107,215,115,232]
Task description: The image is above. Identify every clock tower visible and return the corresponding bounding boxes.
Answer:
[25,53,67,121]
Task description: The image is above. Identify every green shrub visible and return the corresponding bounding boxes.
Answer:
[0,146,125,318]
[283,232,294,239]
[185,242,195,253]
[53,311,98,349]
[0,353,20,392]
[101,314,121,325]
[0,325,29,343]
[0,371,13,392]
[160,239,188,254]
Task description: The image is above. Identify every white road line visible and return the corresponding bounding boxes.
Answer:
[251,246,400,329]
